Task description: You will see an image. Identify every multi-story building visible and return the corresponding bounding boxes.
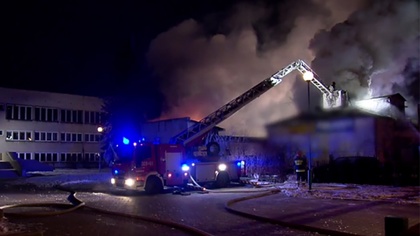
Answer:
[0,87,104,169]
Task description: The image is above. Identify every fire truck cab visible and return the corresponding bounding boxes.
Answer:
[110,139,190,194]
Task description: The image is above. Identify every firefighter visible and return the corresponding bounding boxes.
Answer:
[329,81,336,92]
[294,150,307,187]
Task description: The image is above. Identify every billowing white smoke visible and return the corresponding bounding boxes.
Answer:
[309,0,420,117]
[146,0,377,137]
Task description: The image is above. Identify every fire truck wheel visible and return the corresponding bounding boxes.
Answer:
[215,171,230,188]
[145,176,163,194]
[207,142,220,157]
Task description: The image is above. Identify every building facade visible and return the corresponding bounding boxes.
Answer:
[0,87,104,168]
[266,94,419,185]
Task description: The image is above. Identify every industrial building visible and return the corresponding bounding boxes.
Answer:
[266,94,420,185]
[0,87,104,171]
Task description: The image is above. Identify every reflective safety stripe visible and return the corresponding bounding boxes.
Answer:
[296,169,306,172]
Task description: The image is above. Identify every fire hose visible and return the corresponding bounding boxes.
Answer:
[0,189,213,236]
[1,181,366,236]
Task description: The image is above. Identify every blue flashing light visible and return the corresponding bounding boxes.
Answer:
[241,161,245,166]
[236,161,241,167]
[114,169,119,175]
[123,137,130,145]
[181,164,190,172]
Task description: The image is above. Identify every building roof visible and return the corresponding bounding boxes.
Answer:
[368,93,406,101]
[266,107,391,129]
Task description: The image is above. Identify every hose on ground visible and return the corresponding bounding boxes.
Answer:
[224,189,363,236]
[0,190,213,236]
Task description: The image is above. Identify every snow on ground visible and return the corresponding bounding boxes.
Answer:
[1,169,418,204]
[0,169,419,234]
[277,180,420,205]
[1,168,112,190]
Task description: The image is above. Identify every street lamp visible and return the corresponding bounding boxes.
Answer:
[303,71,313,110]
[302,71,313,191]
[97,126,105,171]
[97,126,104,133]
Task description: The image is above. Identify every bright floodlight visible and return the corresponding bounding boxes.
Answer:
[354,99,390,113]
[97,126,104,133]
[303,71,314,81]
[218,163,227,171]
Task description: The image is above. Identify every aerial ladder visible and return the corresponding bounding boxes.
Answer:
[170,59,347,146]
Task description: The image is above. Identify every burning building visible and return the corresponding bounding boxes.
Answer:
[266,93,419,185]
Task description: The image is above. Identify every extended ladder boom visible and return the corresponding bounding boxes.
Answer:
[170,59,330,146]
[295,60,331,95]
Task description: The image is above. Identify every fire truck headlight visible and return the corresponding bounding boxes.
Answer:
[218,163,227,171]
[111,178,116,185]
[125,178,135,187]
[181,164,190,172]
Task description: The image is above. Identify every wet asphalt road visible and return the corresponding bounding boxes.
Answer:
[1,187,320,236]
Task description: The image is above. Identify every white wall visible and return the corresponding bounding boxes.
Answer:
[0,87,104,164]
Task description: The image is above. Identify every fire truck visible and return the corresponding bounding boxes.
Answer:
[109,59,348,194]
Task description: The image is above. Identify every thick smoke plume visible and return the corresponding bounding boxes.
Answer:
[309,0,420,117]
[147,0,418,136]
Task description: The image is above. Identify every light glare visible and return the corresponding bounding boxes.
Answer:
[303,71,314,81]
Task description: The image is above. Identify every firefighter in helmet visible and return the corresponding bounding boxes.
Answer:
[294,150,308,187]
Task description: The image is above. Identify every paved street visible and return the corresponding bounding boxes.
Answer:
[1,185,419,236]
[1,189,318,236]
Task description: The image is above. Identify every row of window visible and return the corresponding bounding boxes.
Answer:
[5,104,104,124]
[5,130,102,142]
[17,152,102,162]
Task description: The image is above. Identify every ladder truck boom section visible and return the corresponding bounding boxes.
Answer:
[171,59,333,146]
[109,59,347,194]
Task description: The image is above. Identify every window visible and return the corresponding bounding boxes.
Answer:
[135,146,152,168]
[34,107,58,122]
[41,108,46,121]
[5,131,32,141]
[60,153,66,162]
[47,109,53,122]
[53,109,58,122]
[61,132,83,142]
[33,131,59,142]
[18,153,31,160]
[6,105,32,121]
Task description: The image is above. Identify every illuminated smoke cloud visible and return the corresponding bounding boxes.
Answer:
[147,0,368,136]
[309,0,420,116]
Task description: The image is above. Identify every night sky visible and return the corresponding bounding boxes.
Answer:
[1,0,419,136]
[1,0,232,96]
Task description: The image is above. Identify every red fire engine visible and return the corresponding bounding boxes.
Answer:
[109,59,347,194]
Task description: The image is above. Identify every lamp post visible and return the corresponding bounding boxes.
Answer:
[303,71,313,191]
[97,126,104,171]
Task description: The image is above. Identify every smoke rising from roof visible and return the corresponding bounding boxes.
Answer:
[147,0,418,136]
[309,0,420,117]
